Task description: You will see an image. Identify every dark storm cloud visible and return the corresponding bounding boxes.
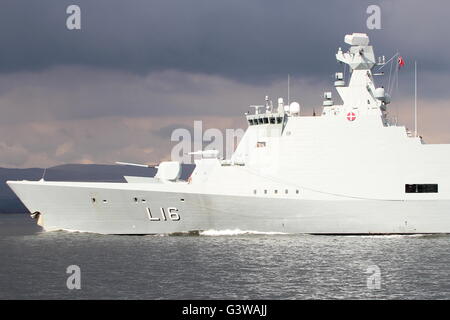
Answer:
[2,0,450,82]
[0,0,380,81]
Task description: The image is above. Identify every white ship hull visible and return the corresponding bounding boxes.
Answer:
[7,180,450,234]
[7,33,450,235]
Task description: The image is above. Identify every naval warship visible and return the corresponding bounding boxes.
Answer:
[7,33,450,234]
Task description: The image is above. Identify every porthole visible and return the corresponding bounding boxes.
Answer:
[142,199,146,203]
[296,190,299,194]
[91,198,96,203]
[180,198,185,202]
[134,197,138,203]
[102,199,107,203]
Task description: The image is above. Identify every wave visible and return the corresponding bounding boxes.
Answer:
[199,229,288,236]
[344,234,434,238]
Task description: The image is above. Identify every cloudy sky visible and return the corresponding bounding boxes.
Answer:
[1,0,450,167]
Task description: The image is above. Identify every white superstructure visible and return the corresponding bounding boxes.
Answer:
[7,33,450,234]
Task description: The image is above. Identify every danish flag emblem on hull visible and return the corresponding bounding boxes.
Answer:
[347,112,356,121]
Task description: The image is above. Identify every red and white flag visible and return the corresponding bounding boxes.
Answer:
[398,56,405,68]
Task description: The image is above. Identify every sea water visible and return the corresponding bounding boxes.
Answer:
[0,213,449,299]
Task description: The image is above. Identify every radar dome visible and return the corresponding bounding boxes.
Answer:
[289,102,301,115]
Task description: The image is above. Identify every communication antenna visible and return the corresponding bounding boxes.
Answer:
[287,74,290,105]
[394,51,400,124]
[414,61,418,137]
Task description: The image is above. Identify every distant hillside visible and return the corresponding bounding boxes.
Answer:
[0,164,194,213]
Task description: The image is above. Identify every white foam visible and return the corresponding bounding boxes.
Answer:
[199,229,288,236]
[57,228,91,234]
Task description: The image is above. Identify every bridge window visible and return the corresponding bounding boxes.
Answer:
[405,184,438,193]
[277,117,283,124]
[263,117,269,124]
